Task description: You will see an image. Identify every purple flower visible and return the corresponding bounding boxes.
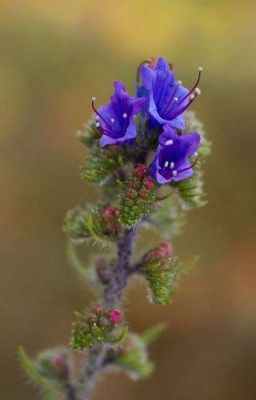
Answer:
[150,125,201,184]
[92,81,145,147]
[139,57,202,130]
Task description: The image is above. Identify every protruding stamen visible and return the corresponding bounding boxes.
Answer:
[174,97,179,101]
[171,67,203,112]
[110,118,115,124]
[170,162,175,169]
[177,80,183,85]
[190,94,195,100]
[122,113,128,119]
[172,170,177,176]
[195,87,201,95]
[170,94,198,119]
[164,161,169,168]
[178,157,198,174]
[165,139,174,146]
[96,122,100,128]
[91,98,112,129]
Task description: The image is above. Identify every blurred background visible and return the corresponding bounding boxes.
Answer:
[1,0,256,399]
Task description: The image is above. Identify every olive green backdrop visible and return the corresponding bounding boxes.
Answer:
[1,1,256,399]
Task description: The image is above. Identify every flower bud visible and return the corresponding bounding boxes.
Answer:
[119,165,156,228]
[109,309,122,325]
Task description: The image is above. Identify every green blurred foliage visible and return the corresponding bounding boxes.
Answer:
[1,1,256,399]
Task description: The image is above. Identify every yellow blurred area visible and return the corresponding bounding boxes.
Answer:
[0,1,256,399]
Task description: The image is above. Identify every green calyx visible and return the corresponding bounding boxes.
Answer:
[81,144,126,183]
[141,243,177,305]
[63,204,120,244]
[77,118,101,148]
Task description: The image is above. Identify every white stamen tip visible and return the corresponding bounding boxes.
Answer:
[198,66,203,72]
[174,97,179,101]
[170,162,175,169]
[164,161,169,168]
[172,170,178,176]
[92,96,96,102]
[122,113,128,118]
[165,139,174,146]
[177,80,183,85]
[96,122,100,127]
[194,152,198,157]
[195,87,201,95]
[110,118,115,123]
[190,94,195,100]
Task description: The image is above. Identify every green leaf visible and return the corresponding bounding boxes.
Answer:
[108,326,128,345]
[141,323,167,345]
[116,333,154,380]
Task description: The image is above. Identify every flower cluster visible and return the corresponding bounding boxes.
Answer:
[92,57,202,186]
[71,304,127,350]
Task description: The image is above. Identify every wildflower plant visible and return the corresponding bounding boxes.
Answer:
[19,57,210,400]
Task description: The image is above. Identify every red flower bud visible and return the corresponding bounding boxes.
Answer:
[109,309,122,325]
[144,178,155,190]
[134,164,147,178]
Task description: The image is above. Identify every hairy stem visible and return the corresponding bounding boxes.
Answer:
[76,227,137,400]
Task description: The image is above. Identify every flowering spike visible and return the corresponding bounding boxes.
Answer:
[20,56,210,400]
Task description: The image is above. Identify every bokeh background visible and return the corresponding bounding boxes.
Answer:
[1,0,256,399]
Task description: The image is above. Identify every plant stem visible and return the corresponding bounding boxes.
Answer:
[76,227,137,400]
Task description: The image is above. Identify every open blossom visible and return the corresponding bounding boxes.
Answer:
[150,124,201,184]
[139,57,202,130]
[93,81,145,147]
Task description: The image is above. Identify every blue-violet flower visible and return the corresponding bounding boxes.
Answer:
[92,81,145,147]
[150,124,201,184]
[139,57,202,130]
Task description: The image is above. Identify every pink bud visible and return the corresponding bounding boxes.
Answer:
[109,309,122,325]
[144,178,154,190]
[134,164,147,178]
[146,243,173,261]
[92,304,102,314]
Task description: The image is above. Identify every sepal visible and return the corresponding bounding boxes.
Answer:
[81,145,125,183]
[71,304,127,350]
[77,118,101,148]
[174,169,206,209]
[63,204,120,244]
[119,165,156,228]
[185,111,211,159]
